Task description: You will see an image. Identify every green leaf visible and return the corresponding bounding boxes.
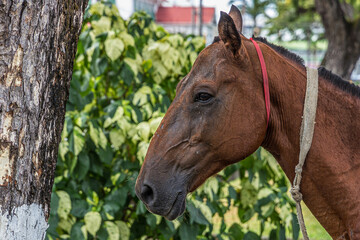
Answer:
[131,107,143,123]
[109,129,125,149]
[110,172,126,185]
[105,221,119,240]
[87,191,100,206]
[292,213,300,240]
[58,141,69,160]
[279,224,286,240]
[187,200,209,225]
[261,203,275,218]
[92,16,111,36]
[104,106,124,128]
[97,145,113,164]
[132,86,155,106]
[89,122,107,149]
[179,223,198,240]
[50,191,60,216]
[58,216,74,234]
[105,188,127,209]
[76,152,90,180]
[136,122,150,141]
[116,221,130,240]
[97,227,109,240]
[47,192,60,237]
[69,126,85,156]
[136,141,149,164]
[120,61,135,85]
[203,177,219,201]
[269,229,277,240]
[89,2,105,15]
[142,59,152,73]
[93,57,108,77]
[192,199,212,223]
[146,214,157,229]
[136,201,147,215]
[119,32,135,47]
[241,181,258,207]
[124,58,138,76]
[89,122,99,147]
[158,220,175,240]
[190,36,205,51]
[71,199,89,218]
[56,191,72,220]
[149,116,163,134]
[152,60,168,83]
[228,223,244,240]
[70,222,86,240]
[239,208,255,223]
[84,211,102,236]
[105,38,124,61]
[243,231,260,240]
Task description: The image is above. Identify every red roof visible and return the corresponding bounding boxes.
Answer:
[156,6,215,24]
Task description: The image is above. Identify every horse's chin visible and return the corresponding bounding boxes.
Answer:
[164,192,187,221]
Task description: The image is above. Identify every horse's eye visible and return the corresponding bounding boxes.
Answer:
[195,92,213,103]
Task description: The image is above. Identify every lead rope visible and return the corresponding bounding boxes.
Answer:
[290,67,318,240]
[250,38,317,239]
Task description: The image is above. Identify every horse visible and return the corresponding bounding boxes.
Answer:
[135,6,360,239]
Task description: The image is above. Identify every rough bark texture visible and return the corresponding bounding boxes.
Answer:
[315,0,360,79]
[0,0,88,237]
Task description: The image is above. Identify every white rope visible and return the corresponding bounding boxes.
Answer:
[290,67,318,240]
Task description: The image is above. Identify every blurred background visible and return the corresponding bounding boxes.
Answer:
[46,1,359,240]
[114,0,360,81]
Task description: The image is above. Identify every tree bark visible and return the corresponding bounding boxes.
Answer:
[315,0,360,79]
[0,0,88,239]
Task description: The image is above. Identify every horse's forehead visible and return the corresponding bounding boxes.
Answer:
[193,43,226,71]
[179,43,227,89]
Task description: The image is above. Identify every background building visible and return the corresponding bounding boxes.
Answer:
[156,6,216,43]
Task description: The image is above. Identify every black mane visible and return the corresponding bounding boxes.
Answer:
[212,36,360,98]
[253,37,305,67]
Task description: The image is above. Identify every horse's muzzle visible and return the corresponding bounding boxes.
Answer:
[135,179,187,220]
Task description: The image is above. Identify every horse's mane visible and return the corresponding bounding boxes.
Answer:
[212,36,360,98]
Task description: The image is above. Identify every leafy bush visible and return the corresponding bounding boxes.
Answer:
[47,3,299,240]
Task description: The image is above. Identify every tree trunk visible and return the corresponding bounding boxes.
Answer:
[315,0,360,79]
[0,0,88,239]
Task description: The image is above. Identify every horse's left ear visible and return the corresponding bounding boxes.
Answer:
[218,11,241,56]
[229,5,243,33]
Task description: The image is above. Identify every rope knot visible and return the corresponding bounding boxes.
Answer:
[295,165,303,174]
[290,186,303,203]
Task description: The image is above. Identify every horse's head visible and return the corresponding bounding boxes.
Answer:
[135,6,268,220]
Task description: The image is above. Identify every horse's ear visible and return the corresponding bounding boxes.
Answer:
[218,11,241,56]
[229,5,243,33]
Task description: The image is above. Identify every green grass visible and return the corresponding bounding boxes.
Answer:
[300,203,331,240]
[213,202,331,239]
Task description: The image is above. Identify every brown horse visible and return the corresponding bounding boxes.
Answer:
[135,6,360,239]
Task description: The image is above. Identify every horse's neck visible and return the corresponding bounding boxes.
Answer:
[261,54,360,239]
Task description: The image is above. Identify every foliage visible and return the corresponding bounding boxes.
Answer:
[230,0,275,27]
[47,2,299,240]
[340,0,360,21]
[268,0,360,42]
[267,0,323,43]
[230,0,276,36]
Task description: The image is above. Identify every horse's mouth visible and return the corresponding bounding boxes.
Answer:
[164,192,186,220]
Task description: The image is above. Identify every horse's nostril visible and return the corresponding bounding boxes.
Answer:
[141,184,154,205]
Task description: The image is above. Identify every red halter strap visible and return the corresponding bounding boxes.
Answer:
[250,38,270,128]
